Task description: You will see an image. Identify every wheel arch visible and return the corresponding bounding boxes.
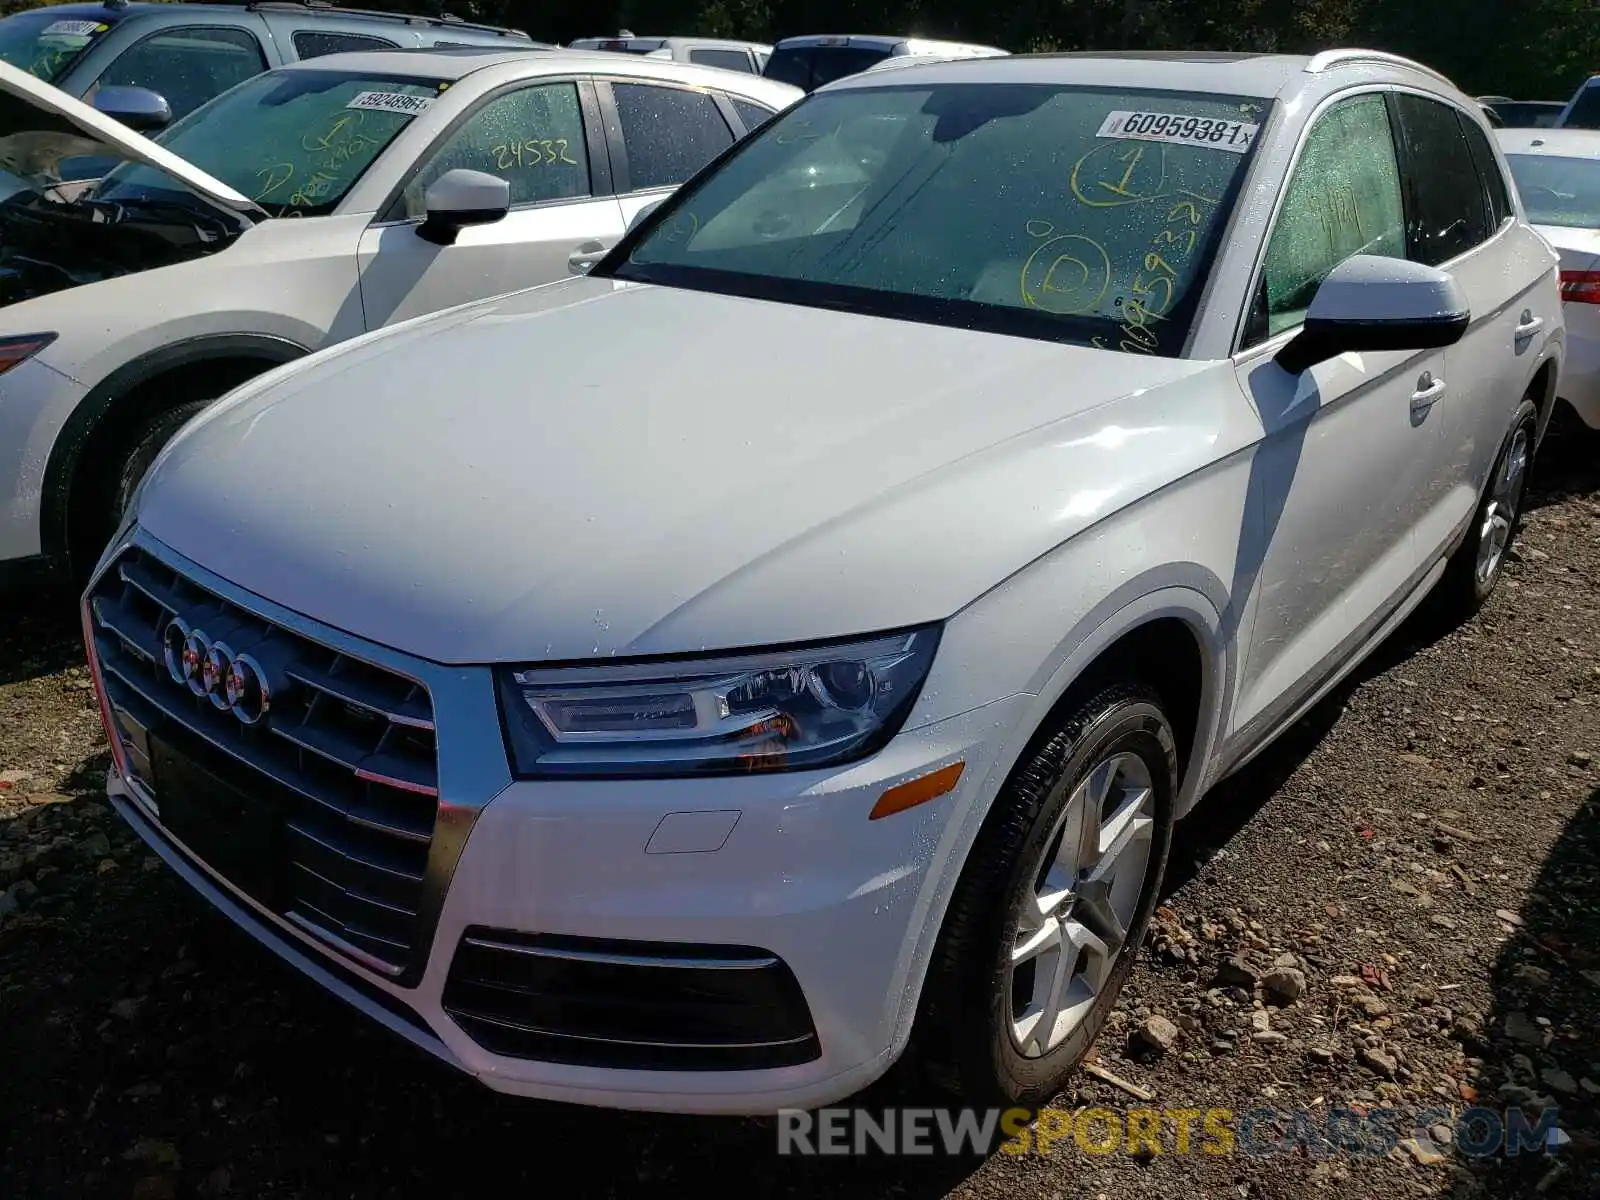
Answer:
[998,585,1231,822]
[887,583,1235,1062]
[41,333,309,573]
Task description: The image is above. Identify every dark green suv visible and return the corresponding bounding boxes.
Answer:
[0,0,541,122]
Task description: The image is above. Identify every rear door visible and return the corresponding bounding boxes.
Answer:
[286,29,403,61]
[596,78,738,228]
[356,76,624,327]
[1387,91,1551,560]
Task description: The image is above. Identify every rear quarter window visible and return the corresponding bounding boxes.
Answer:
[292,31,400,60]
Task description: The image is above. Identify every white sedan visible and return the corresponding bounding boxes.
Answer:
[1498,127,1600,428]
[0,48,800,588]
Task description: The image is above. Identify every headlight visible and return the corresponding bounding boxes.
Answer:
[496,626,940,777]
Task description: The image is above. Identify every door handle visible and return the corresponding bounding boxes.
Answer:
[1410,372,1447,417]
[1515,310,1544,339]
[567,240,611,274]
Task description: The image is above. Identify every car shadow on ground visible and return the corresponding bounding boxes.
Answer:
[0,580,83,687]
[1459,787,1600,1198]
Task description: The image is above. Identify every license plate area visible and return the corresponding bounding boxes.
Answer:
[150,737,284,909]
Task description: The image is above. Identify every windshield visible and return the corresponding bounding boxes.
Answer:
[95,68,446,216]
[607,83,1268,356]
[763,46,892,91]
[0,9,114,82]
[1505,152,1600,228]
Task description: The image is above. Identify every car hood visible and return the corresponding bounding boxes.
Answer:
[136,277,1215,664]
[0,58,259,216]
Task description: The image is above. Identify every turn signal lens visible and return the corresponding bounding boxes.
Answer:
[1559,270,1600,304]
[869,761,965,820]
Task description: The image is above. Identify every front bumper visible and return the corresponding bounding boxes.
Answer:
[89,529,1023,1114]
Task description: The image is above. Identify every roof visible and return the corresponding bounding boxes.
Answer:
[1496,127,1600,156]
[812,47,1460,101]
[273,45,802,99]
[4,1,531,39]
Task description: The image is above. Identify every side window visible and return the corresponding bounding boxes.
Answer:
[1456,110,1514,229]
[292,31,400,60]
[731,98,775,134]
[690,48,755,73]
[93,26,267,120]
[402,81,589,218]
[1392,93,1494,266]
[1252,94,1405,341]
[611,82,734,191]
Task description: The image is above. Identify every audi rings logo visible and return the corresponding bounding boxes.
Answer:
[162,619,271,725]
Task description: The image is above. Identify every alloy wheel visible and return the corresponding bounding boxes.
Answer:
[1005,751,1156,1058]
[1475,424,1531,588]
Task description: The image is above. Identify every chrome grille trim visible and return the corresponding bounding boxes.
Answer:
[87,539,443,977]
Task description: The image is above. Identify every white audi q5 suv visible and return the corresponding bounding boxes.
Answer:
[84,48,1562,1114]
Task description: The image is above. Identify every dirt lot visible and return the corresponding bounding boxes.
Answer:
[3,429,1599,1200]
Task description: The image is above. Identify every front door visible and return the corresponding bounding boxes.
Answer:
[1228,91,1446,741]
[356,77,625,329]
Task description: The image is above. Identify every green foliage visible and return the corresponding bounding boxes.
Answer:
[0,0,1591,96]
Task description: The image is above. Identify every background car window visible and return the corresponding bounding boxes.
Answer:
[689,47,754,73]
[403,81,589,217]
[762,46,888,90]
[292,30,399,60]
[1457,113,1513,228]
[1503,153,1600,228]
[1393,93,1494,266]
[93,27,266,120]
[731,97,774,133]
[1562,84,1600,129]
[1256,94,1405,339]
[612,82,734,190]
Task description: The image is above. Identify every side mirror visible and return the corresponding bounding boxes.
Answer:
[416,168,510,246]
[1275,254,1470,375]
[91,85,171,132]
[626,196,666,233]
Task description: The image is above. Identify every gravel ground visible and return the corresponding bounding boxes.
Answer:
[3,427,1599,1200]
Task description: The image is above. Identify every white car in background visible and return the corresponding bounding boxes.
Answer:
[565,33,771,75]
[0,49,799,588]
[88,49,1559,1115]
[1498,127,1600,428]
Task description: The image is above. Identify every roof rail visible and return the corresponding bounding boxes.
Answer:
[1304,48,1456,88]
[235,0,533,39]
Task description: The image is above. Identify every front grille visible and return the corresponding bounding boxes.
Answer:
[87,546,439,977]
[442,927,821,1070]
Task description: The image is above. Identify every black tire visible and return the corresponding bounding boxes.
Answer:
[71,399,212,579]
[1433,396,1538,621]
[910,682,1177,1109]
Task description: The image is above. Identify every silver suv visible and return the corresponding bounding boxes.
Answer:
[0,0,541,122]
